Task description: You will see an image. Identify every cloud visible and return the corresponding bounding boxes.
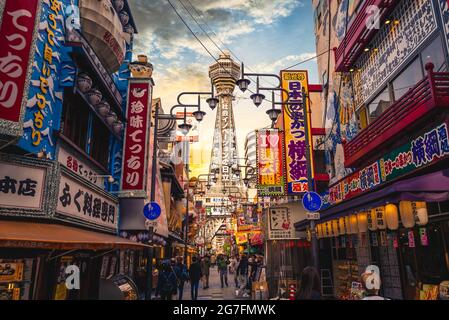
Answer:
[128,0,303,61]
[253,53,317,74]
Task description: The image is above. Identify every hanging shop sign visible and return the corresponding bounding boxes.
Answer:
[329,122,449,205]
[56,170,118,232]
[58,145,104,188]
[281,70,314,194]
[0,0,41,138]
[17,0,65,159]
[235,232,248,245]
[120,79,152,197]
[353,0,437,107]
[268,207,298,240]
[256,129,286,196]
[0,154,58,218]
[438,0,449,57]
[175,112,199,142]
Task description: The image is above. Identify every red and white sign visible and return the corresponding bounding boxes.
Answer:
[121,80,152,193]
[0,0,40,133]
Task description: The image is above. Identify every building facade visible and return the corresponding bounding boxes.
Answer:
[0,0,160,300]
[301,0,449,300]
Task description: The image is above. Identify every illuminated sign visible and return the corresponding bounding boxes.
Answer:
[0,0,40,138]
[281,70,314,194]
[329,122,449,205]
[121,79,152,196]
[256,129,286,196]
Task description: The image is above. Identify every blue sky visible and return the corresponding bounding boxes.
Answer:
[129,0,319,174]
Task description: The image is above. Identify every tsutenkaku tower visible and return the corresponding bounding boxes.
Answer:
[208,53,241,192]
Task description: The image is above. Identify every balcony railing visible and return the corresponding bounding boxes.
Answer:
[334,0,396,72]
[343,63,449,168]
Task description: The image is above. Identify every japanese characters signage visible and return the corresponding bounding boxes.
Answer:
[0,162,45,210]
[17,0,65,159]
[58,146,103,187]
[353,0,437,107]
[256,129,286,196]
[281,70,314,195]
[438,0,449,56]
[57,172,118,231]
[0,0,40,137]
[268,207,298,240]
[121,79,152,196]
[329,122,449,205]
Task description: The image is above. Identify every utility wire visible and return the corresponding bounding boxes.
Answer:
[183,0,280,90]
[166,0,275,103]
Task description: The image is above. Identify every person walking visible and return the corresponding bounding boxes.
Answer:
[217,255,230,288]
[200,255,211,289]
[189,256,202,300]
[156,261,177,300]
[236,254,249,297]
[173,256,189,300]
[230,254,240,288]
[296,266,321,300]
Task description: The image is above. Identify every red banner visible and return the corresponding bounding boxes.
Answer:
[121,80,152,192]
[0,0,40,123]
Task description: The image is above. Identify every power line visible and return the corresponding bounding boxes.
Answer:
[166,0,274,104]
[181,0,280,94]
[284,49,332,70]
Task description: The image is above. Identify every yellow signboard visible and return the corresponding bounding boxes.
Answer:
[281,70,314,194]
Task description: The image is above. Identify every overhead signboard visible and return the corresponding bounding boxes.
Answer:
[281,70,314,195]
[256,129,286,196]
[0,0,41,138]
[121,79,152,197]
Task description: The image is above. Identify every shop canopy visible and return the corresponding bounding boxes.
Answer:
[295,169,449,231]
[0,221,151,250]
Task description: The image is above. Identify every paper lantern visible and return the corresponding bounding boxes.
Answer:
[357,212,368,233]
[338,217,347,235]
[345,216,351,233]
[332,220,340,237]
[368,209,378,231]
[385,204,399,230]
[323,222,330,238]
[326,221,333,237]
[400,201,428,227]
[316,224,323,239]
[349,214,358,234]
[374,206,386,230]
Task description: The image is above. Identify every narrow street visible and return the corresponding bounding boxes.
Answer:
[182,267,249,301]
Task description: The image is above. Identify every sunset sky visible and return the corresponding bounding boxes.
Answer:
[129,0,319,176]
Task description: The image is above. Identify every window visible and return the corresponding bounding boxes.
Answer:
[62,91,89,151]
[392,57,423,101]
[367,87,391,124]
[90,116,110,168]
[421,35,447,73]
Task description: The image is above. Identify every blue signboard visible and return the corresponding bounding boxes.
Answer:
[17,0,67,159]
[143,202,161,221]
[302,192,322,212]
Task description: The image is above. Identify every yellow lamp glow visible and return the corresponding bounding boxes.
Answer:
[385,203,399,230]
[338,217,346,235]
[332,219,340,237]
[345,216,351,233]
[368,209,378,231]
[399,201,415,228]
[357,212,368,233]
[349,214,358,234]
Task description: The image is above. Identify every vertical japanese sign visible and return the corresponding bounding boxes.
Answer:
[256,129,285,196]
[121,79,152,196]
[17,0,65,159]
[281,70,314,194]
[0,0,40,137]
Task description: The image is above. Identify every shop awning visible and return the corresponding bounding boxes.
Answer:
[0,221,151,250]
[295,169,449,230]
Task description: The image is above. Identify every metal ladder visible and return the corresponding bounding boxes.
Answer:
[320,269,334,298]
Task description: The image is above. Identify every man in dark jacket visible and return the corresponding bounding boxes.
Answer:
[156,261,177,300]
[173,256,188,300]
[189,256,202,300]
